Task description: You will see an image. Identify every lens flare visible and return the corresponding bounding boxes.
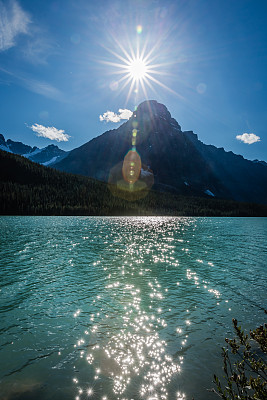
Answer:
[136,25,143,34]
[122,150,141,184]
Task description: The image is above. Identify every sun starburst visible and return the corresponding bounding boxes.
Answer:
[101,32,176,102]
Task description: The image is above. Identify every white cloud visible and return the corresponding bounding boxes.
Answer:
[236,133,260,144]
[30,124,70,142]
[0,0,31,52]
[118,109,133,120]
[99,108,133,123]
[99,111,121,123]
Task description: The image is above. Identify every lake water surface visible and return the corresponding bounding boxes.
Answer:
[0,217,266,400]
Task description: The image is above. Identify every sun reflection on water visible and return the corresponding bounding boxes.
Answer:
[71,217,237,400]
[72,233,184,399]
[75,279,181,399]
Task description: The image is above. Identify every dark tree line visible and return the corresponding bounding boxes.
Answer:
[1,150,266,216]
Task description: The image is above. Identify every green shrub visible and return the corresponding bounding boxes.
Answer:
[212,313,267,399]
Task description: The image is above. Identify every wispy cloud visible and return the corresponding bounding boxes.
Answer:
[0,1,58,64]
[0,66,63,101]
[0,0,31,52]
[30,124,70,142]
[236,133,260,144]
[22,34,59,65]
[99,108,133,123]
[25,78,62,100]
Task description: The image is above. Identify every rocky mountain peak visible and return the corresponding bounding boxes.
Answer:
[135,100,170,119]
[132,100,181,132]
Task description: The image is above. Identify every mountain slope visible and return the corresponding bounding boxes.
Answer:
[0,134,68,165]
[54,100,267,204]
[1,149,266,216]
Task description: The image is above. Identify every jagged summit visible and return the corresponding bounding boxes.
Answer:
[135,100,171,119]
[132,100,181,132]
[45,144,61,149]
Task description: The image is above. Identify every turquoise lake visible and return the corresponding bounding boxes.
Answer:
[0,216,266,400]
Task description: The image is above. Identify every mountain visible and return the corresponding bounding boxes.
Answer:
[0,134,68,166]
[54,100,267,204]
[1,149,267,216]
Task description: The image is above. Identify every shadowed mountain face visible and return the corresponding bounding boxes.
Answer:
[54,100,267,204]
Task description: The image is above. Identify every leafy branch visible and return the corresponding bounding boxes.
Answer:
[211,312,267,400]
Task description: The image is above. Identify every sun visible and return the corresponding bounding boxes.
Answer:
[127,57,148,81]
[100,32,176,101]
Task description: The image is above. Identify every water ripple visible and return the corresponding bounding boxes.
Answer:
[0,216,266,400]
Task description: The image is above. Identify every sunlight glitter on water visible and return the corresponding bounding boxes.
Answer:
[71,218,190,400]
[73,273,182,399]
[0,216,266,400]
[68,216,266,399]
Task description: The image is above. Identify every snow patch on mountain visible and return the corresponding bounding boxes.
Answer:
[42,156,59,166]
[23,148,42,158]
[140,168,153,177]
[205,189,215,197]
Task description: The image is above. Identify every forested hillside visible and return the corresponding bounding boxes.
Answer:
[1,150,266,216]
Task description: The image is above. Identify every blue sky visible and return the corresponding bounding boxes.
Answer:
[0,0,266,161]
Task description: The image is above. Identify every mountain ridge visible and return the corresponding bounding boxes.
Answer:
[54,100,267,204]
[0,134,68,166]
[1,100,266,204]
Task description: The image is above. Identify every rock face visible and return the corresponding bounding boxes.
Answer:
[6,139,33,155]
[52,100,266,204]
[0,134,11,152]
[27,144,67,165]
[0,135,67,166]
